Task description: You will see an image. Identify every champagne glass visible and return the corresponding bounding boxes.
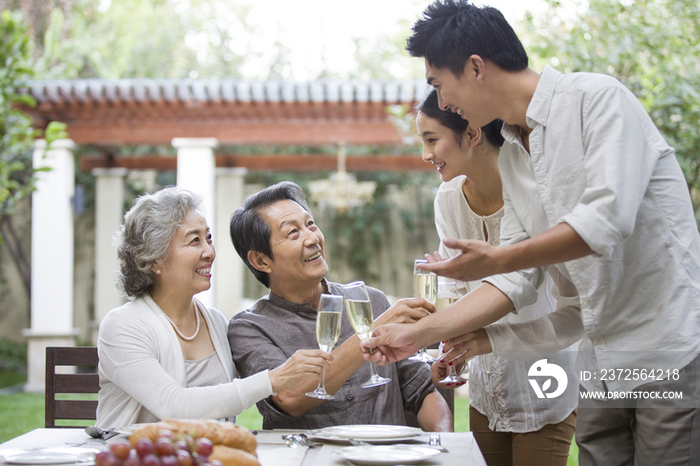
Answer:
[436,280,467,385]
[409,259,437,363]
[306,294,344,399]
[343,281,391,388]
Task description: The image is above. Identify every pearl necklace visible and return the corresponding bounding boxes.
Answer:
[150,295,200,341]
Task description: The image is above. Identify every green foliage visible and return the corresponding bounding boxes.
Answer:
[0,338,26,372]
[523,0,700,223]
[0,10,67,239]
[351,17,426,80]
[0,9,36,219]
[0,370,26,389]
[31,0,261,80]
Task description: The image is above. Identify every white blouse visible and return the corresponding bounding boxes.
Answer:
[434,176,578,433]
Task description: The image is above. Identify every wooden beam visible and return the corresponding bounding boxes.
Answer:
[79,154,432,172]
[23,101,414,145]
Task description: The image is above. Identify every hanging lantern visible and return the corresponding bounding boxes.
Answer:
[308,142,377,213]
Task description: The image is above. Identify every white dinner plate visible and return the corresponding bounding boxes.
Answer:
[307,425,423,443]
[333,445,441,465]
[0,447,97,465]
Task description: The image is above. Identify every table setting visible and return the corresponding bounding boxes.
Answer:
[254,425,485,466]
[0,423,485,466]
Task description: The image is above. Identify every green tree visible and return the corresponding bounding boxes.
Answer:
[0,9,66,294]
[24,0,258,80]
[523,0,700,222]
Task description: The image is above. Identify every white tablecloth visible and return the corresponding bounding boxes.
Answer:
[1,428,487,466]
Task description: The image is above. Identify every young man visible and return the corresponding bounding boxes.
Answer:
[227,181,452,431]
[363,1,700,465]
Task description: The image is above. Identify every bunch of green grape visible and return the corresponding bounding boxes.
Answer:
[94,430,219,466]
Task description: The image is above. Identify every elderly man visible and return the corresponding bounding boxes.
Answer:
[227,181,452,431]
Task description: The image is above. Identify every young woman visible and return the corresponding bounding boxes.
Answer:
[416,89,577,466]
[96,187,331,429]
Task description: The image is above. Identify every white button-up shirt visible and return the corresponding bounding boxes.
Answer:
[484,66,700,392]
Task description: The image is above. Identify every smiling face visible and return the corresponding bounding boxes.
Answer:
[425,58,493,129]
[254,199,328,293]
[416,112,472,182]
[154,209,215,299]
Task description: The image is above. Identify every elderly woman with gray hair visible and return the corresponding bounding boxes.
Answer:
[96,186,332,429]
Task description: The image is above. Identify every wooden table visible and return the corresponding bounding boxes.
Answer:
[1,428,487,466]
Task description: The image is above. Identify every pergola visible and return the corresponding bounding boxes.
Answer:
[20,78,432,391]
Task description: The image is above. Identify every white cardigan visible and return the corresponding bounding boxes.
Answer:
[96,294,272,429]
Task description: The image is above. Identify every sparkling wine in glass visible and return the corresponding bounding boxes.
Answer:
[305,294,344,400]
[343,281,391,388]
[409,259,438,363]
[436,280,467,385]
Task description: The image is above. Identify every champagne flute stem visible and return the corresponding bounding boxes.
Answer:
[365,344,380,377]
[368,358,380,377]
[317,366,327,393]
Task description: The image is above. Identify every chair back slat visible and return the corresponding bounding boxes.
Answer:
[45,346,99,428]
[53,347,99,367]
[55,374,100,394]
[55,400,99,420]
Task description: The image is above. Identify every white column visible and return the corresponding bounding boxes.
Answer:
[173,138,218,308]
[215,168,248,317]
[23,139,79,393]
[91,168,128,342]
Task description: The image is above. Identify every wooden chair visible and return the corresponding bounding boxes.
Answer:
[45,346,99,428]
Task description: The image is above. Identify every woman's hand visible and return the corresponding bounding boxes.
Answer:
[439,329,492,367]
[375,297,436,326]
[269,349,333,393]
[431,359,466,388]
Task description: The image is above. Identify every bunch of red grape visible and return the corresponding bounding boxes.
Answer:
[94,430,220,466]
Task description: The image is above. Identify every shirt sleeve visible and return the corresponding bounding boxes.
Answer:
[485,269,584,357]
[98,310,272,422]
[559,85,665,259]
[228,309,299,424]
[370,289,435,415]
[484,181,545,311]
[395,360,436,415]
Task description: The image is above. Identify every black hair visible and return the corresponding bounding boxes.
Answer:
[406,0,528,76]
[230,181,310,288]
[417,88,504,148]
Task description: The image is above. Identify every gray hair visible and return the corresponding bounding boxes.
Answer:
[114,186,203,298]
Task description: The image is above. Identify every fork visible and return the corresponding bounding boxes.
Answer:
[428,432,449,452]
[283,433,322,448]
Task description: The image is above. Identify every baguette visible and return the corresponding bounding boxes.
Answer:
[210,445,260,466]
[129,419,257,455]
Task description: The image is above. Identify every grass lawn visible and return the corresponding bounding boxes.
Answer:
[0,390,577,465]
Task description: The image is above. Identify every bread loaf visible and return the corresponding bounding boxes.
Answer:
[210,445,260,466]
[129,419,257,455]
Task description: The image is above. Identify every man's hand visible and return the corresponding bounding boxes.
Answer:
[420,224,595,281]
[359,323,424,365]
[375,297,436,326]
[418,238,502,282]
